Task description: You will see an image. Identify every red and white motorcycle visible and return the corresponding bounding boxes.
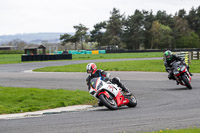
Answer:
[89,77,137,110]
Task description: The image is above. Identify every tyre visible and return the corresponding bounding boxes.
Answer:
[181,75,192,89]
[99,93,118,110]
[127,94,137,107]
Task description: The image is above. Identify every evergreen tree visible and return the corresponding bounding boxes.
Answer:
[187,6,200,36]
[60,33,72,46]
[122,10,145,49]
[155,10,173,27]
[90,21,107,46]
[172,16,191,48]
[103,8,125,48]
[143,10,155,49]
[176,31,200,48]
[73,24,89,50]
[178,9,187,18]
[60,33,79,50]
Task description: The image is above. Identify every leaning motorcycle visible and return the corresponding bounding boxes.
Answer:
[171,61,192,89]
[88,77,137,110]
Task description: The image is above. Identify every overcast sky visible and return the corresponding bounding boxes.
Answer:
[0,0,200,35]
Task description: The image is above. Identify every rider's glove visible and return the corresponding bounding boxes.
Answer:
[106,80,112,84]
[166,67,170,73]
[104,77,109,82]
[88,86,90,91]
[180,58,185,63]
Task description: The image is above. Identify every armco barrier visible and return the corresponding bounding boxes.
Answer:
[21,54,72,61]
[86,51,92,54]
[98,50,106,54]
[68,50,105,54]
[92,50,99,54]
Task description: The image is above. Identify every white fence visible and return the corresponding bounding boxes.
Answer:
[174,52,190,65]
[173,51,200,65]
[191,51,200,60]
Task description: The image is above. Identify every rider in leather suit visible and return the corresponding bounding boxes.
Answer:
[86,63,130,93]
[164,50,192,84]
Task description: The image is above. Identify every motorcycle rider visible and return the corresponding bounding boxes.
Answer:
[164,50,192,84]
[86,63,131,94]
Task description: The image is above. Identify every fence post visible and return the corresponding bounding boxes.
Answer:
[191,51,193,60]
[188,52,192,64]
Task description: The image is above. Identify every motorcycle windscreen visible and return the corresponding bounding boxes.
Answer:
[171,62,180,69]
[90,78,99,89]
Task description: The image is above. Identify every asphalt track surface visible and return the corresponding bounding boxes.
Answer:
[0,58,200,133]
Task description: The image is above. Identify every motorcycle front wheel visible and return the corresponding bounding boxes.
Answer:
[99,93,118,110]
[127,94,137,107]
[181,75,192,89]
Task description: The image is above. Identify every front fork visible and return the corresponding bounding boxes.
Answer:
[176,72,191,85]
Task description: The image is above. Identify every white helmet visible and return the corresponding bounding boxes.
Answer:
[86,63,97,74]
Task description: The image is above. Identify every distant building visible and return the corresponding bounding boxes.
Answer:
[24,45,46,55]
[0,46,17,50]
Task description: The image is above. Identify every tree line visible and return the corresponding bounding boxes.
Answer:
[60,6,200,50]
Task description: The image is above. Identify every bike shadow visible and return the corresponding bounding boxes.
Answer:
[90,106,131,111]
[162,87,191,91]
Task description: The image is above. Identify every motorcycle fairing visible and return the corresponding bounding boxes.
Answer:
[114,91,129,106]
[98,91,110,98]
[175,68,191,85]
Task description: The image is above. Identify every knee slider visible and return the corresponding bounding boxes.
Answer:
[112,77,120,83]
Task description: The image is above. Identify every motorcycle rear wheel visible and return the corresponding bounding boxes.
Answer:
[99,93,118,110]
[127,94,137,107]
[181,75,192,89]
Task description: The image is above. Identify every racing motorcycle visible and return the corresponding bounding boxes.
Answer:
[89,77,137,110]
[170,61,192,89]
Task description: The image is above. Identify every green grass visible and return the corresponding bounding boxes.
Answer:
[0,52,163,64]
[72,52,163,60]
[0,86,96,114]
[33,60,165,72]
[190,60,200,73]
[0,54,22,64]
[33,60,200,73]
[143,128,200,133]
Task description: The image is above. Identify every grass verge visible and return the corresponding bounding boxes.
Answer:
[0,54,22,64]
[0,86,96,114]
[0,52,163,64]
[72,52,163,60]
[33,60,200,73]
[143,127,200,133]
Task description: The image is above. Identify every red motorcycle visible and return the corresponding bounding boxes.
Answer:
[171,61,192,89]
[88,77,137,110]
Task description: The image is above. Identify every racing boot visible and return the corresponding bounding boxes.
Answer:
[98,100,103,106]
[176,80,179,85]
[187,66,193,76]
[121,85,132,96]
[189,72,193,76]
